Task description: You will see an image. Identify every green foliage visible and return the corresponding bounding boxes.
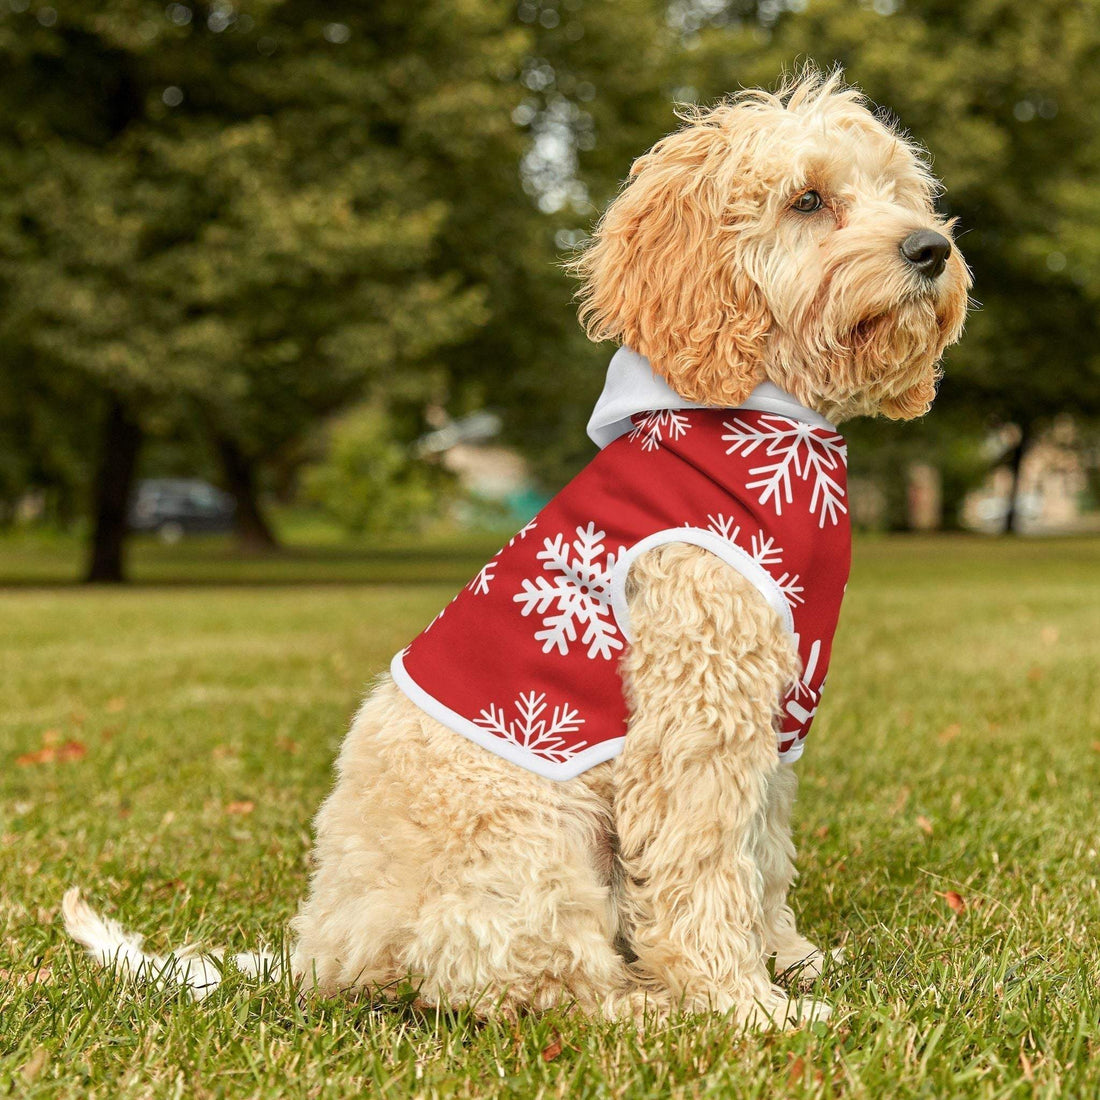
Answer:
[0,0,681,517]
[0,1,515,456]
[302,405,451,535]
[415,0,677,486]
[3,0,1100,535]
[0,350,101,525]
[846,409,993,530]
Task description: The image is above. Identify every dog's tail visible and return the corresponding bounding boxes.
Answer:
[61,887,281,1001]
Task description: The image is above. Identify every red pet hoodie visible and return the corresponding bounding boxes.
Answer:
[392,348,851,781]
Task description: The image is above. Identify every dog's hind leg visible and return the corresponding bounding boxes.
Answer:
[292,679,640,1017]
[391,751,639,1019]
[290,681,442,996]
[613,544,830,1028]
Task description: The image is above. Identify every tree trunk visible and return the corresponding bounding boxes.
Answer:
[1003,422,1032,535]
[215,435,279,552]
[85,397,142,583]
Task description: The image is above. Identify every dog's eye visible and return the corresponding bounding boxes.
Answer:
[792,190,824,214]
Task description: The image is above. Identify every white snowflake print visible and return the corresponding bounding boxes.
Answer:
[784,637,823,727]
[721,414,847,528]
[513,522,623,659]
[748,533,804,607]
[465,520,537,596]
[629,409,692,452]
[702,513,741,541]
[749,531,782,565]
[475,690,588,763]
[467,561,496,595]
[422,596,454,632]
[507,518,538,546]
[686,517,805,608]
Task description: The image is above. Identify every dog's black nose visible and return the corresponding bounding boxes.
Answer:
[900,229,952,279]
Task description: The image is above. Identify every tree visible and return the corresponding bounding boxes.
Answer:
[302,404,451,536]
[12,0,1096,558]
[0,0,690,571]
[0,1,520,578]
[0,348,98,530]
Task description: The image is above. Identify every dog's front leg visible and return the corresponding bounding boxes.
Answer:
[614,543,828,1027]
[758,764,835,983]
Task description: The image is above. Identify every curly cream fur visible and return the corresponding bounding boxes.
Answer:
[66,67,968,1030]
[291,679,631,1016]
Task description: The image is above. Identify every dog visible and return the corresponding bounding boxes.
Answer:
[65,67,969,1028]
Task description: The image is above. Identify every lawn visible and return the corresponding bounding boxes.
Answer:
[1,534,1098,1098]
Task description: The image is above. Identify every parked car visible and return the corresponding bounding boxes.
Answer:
[128,479,236,542]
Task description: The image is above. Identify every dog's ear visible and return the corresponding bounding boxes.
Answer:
[570,118,771,406]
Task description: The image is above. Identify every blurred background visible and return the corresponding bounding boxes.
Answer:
[2,0,1100,583]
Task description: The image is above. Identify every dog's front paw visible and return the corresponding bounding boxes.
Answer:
[737,986,832,1030]
[774,943,844,986]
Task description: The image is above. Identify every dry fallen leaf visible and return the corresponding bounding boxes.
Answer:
[225,800,255,816]
[787,1055,826,1087]
[16,740,86,766]
[16,748,53,766]
[787,1055,806,1085]
[541,1034,563,1063]
[3,964,54,990]
[937,890,966,914]
[916,815,934,836]
[937,723,962,744]
[814,825,829,839]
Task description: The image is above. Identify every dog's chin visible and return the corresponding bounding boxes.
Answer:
[780,297,946,422]
[846,298,947,419]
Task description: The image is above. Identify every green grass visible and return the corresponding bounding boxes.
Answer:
[1,534,1098,1098]
[0,523,514,587]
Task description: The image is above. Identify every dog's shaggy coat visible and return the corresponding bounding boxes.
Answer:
[65,69,969,1028]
